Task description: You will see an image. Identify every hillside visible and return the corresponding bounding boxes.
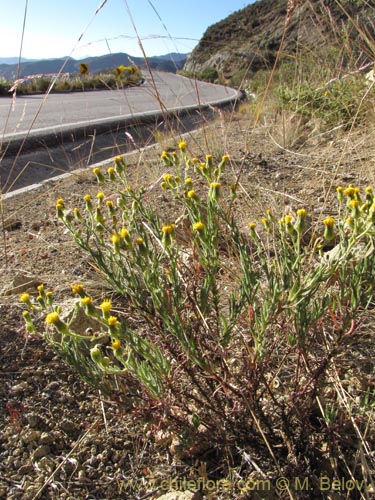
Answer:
[0,52,188,80]
[183,0,375,82]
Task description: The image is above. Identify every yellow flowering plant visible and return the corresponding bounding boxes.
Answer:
[21,142,375,466]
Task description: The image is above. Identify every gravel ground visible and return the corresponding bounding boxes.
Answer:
[1,113,375,499]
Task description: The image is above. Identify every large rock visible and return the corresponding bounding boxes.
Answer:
[157,492,202,500]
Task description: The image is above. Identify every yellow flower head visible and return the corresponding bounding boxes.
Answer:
[19,293,30,303]
[93,167,101,176]
[193,221,205,232]
[56,201,64,211]
[108,316,119,327]
[162,224,175,235]
[100,299,112,313]
[81,296,93,306]
[346,217,354,226]
[114,155,123,164]
[163,173,173,183]
[97,192,105,200]
[72,284,84,295]
[349,199,359,209]
[284,215,293,225]
[136,237,144,245]
[323,216,335,241]
[185,177,192,185]
[210,182,221,189]
[249,222,256,230]
[365,186,373,195]
[106,200,114,208]
[45,312,60,324]
[323,216,335,227]
[187,189,197,199]
[37,284,44,292]
[112,339,121,350]
[221,155,229,163]
[178,140,187,151]
[296,209,307,218]
[161,151,169,159]
[120,227,129,239]
[83,194,91,202]
[344,186,359,198]
[107,167,115,175]
[111,233,121,245]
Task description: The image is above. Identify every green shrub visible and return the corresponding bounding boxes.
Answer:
[277,74,375,128]
[21,146,375,482]
[199,67,219,82]
[0,78,11,95]
[6,68,142,95]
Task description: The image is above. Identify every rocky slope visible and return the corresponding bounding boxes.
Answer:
[183,0,374,81]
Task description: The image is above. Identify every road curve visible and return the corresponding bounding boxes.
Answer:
[0,72,241,192]
[0,72,239,140]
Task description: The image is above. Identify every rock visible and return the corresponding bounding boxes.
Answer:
[78,469,88,483]
[169,437,184,458]
[40,432,55,445]
[3,273,40,296]
[18,464,34,475]
[62,458,78,475]
[17,464,34,474]
[341,173,356,182]
[32,445,50,461]
[27,413,47,429]
[37,456,55,472]
[2,218,22,231]
[21,430,41,445]
[60,418,78,433]
[11,381,29,393]
[61,299,102,335]
[157,492,202,500]
[155,430,173,447]
[44,381,60,392]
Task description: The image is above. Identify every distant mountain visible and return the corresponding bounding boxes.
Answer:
[0,52,188,80]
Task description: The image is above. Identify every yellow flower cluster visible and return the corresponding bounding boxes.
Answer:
[162,224,175,235]
[45,312,60,324]
[100,299,112,313]
[193,221,205,232]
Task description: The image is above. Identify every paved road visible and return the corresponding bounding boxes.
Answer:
[0,72,240,192]
[0,72,238,139]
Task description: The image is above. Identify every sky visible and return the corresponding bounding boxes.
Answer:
[1,0,255,60]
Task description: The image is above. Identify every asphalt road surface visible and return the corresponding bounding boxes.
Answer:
[1,72,238,139]
[0,72,239,192]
